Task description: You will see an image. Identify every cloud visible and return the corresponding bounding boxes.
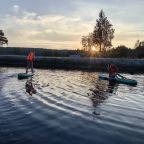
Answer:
[0,5,86,49]
[0,1,144,49]
[12,5,20,12]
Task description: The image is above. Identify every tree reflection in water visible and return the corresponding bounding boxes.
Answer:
[88,78,118,116]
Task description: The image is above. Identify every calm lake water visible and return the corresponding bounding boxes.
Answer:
[0,68,144,144]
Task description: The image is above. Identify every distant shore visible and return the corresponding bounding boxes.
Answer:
[0,55,144,73]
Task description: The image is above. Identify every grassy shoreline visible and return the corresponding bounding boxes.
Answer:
[0,55,144,73]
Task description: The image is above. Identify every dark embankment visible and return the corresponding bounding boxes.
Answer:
[0,55,144,73]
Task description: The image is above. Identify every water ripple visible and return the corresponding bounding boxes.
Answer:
[0,68,144,144]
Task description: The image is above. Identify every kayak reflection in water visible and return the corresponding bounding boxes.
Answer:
[89,78,118,116]
[25,77,36,96]
[89,82,108,116]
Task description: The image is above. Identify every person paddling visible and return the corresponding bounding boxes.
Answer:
[108,64,118,78]
[26,51,35,73]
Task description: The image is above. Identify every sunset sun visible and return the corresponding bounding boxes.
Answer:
[92,46,97,51]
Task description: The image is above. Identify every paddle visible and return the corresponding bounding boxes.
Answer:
[117,73,127,79]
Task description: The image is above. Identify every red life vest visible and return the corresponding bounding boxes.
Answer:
[27,52,35,61]
[109,65,118,75]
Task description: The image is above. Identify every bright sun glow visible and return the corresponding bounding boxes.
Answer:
[92,46,97,51]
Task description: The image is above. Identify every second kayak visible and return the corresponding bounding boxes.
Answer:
[99,74,137,86]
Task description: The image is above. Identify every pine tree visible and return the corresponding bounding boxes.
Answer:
[93,10,114,52]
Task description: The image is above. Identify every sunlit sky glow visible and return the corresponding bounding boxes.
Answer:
[0,0,144,49]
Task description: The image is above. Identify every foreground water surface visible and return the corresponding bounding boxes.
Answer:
[0,68,144,144]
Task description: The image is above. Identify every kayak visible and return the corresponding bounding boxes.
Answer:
[99,74,137,86]
[18,73,33,79]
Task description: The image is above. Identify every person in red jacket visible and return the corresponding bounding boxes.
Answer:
[26,51,35,73]
[108,64,118,78]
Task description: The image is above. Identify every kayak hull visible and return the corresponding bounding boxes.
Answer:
[99,75,137,86]
[18,73,33,79]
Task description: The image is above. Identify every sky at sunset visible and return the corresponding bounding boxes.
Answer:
[0,0,144,49]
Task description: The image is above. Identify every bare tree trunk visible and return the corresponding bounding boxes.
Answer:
[100,43,101,52]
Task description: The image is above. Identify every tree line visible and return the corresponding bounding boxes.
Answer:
[98,44,144,58]
[0,45,143,58]
[0,44,143,58]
